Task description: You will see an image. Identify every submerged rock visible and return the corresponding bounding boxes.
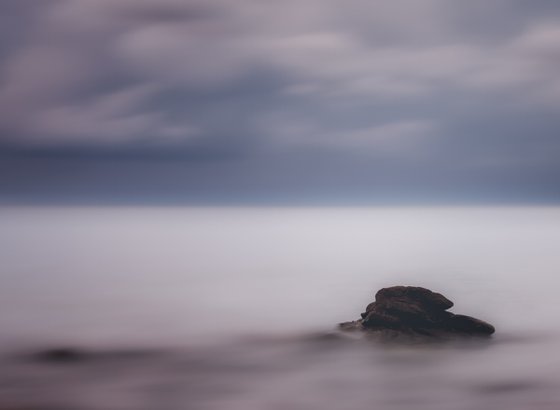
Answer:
[27,347,164,365]
[341,286,494,340]
[32,347,88,364]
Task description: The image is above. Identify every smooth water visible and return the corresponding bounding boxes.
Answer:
[0,207,559,409]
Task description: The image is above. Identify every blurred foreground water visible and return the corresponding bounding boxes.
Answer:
[0,206,559,409]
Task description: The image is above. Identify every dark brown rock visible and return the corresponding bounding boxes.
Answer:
[441,314,495,335]
[362,305,402,328]
[341,285,495,340]
[375,286,454,310]
[363,302,454,329]
[338,320,363,331]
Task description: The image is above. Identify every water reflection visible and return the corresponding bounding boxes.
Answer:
[0,332,558,410]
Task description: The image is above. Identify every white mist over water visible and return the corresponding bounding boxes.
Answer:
[1,206,559,345]
[0,206,559,409]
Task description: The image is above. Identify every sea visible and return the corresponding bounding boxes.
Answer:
[0,206,559,409]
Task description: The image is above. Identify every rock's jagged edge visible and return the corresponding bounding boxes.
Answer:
[339,286,495,342]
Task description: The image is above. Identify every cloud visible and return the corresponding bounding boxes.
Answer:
[1,0,560,202]
[24,84,201,145]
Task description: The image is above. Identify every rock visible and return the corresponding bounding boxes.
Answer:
[363,301,453,330]
[375,286,454,310]
[341,285,495,340]
[338,320,363,331]
[441,314,495,335]
[28,347,163,365]
[32,347,88,364]
[360,286,453,319]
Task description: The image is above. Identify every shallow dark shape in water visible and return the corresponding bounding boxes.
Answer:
[32,347,88,364]
[342,285,495,340]
[28,347,164,365]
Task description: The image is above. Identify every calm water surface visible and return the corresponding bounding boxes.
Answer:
[0,207,559,409]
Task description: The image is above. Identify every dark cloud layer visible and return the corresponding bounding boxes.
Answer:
[1,0,560,203]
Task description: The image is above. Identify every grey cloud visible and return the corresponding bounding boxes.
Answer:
[1,0,560,203]
[107,1,214,24]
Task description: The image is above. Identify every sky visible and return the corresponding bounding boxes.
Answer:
[1,0,559,204]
